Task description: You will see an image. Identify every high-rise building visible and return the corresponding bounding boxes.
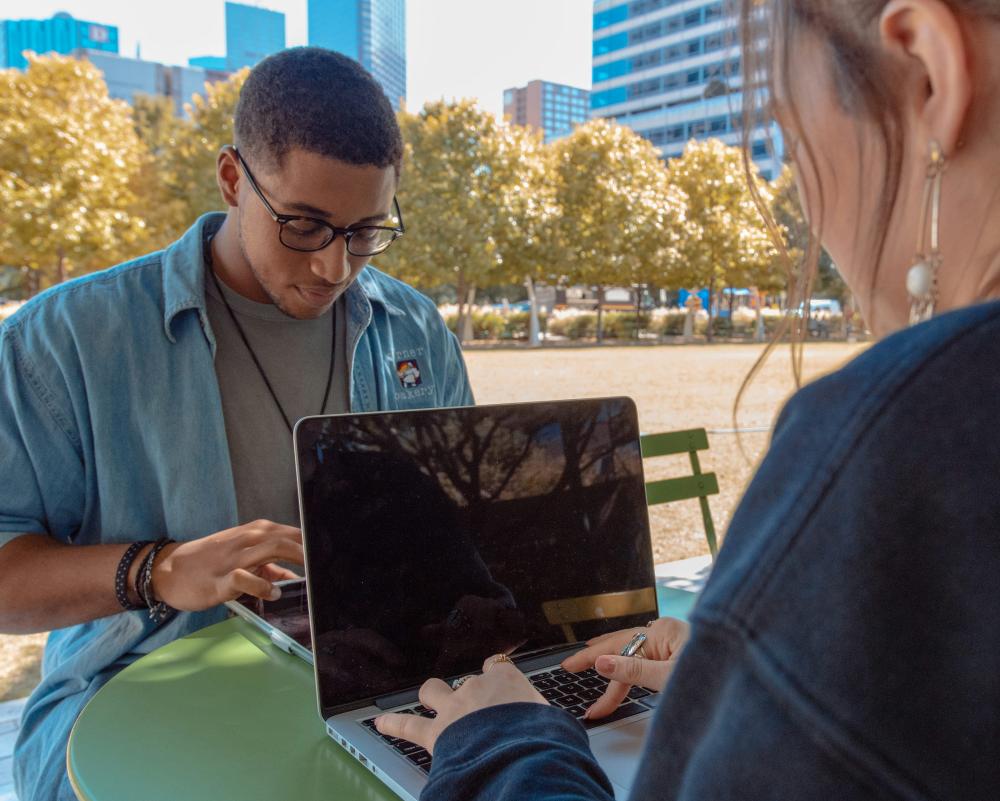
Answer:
[1,12,117,70]
[308,0,406,111]
[78,51,232,118]
[225,2,285,71]
[590,0,783,178]
[503,81,590,144]
[189,55,229,71]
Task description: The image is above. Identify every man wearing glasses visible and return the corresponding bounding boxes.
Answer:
[0,48,472,801]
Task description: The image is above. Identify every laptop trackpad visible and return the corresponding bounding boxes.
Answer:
[590,714,652,794]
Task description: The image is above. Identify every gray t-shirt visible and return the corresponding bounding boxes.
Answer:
[205,272,350,527]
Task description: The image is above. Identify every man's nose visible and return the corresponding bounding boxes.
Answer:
[310,235,351,284]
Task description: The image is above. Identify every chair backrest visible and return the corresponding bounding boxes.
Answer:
[640,428,719,558]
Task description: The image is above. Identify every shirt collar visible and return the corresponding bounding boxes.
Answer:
[162,213,404,344]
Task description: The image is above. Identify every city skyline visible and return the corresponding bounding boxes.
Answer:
[0,0,592,118]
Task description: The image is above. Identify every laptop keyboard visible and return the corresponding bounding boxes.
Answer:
[360,667,657,774]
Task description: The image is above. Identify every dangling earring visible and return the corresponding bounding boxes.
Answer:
[906,141,946,325]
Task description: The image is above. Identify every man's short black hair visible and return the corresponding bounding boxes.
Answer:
[234,47,403,175]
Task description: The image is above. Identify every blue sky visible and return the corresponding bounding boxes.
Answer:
[0,0,594,117]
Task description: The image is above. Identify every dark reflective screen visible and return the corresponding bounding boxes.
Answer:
[296,398,656,714]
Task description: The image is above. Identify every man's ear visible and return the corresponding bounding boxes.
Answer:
[879,0,973,155]
[216,146,241,208]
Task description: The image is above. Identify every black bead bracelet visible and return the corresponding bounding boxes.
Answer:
[114,540,152,611]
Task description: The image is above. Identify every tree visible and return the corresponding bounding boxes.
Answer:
[143,70,248,244]
[771,165,848,305]
[548,119,683,340]
[130,93,191,251]
[664,138,779,339]
[380,99,549,341]
[0,54,148,290]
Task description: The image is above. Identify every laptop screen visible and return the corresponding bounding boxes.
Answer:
[295,397,657,716]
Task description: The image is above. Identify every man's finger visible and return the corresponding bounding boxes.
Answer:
[594,654,674,691]
[227,568,280,601]
[237,524,303,548]
[257,564,301,582]
[375,712,433,750]
[239,540,304,569]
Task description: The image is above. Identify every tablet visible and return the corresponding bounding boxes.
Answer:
[225,577,313,663]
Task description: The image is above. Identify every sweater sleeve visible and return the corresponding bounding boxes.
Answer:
[421,703,616,801]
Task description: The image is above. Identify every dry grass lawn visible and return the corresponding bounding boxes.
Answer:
[0,341,866,702]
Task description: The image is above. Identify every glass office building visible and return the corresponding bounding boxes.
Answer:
[225,2,286,71]
[504,81,590,144]
[308,0,406,110]
[1,12,117,70]
[590,0,782,178]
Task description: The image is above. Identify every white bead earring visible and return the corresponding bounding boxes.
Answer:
[907,140,946,325]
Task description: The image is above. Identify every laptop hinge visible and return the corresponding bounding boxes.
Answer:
[375,687,421,711]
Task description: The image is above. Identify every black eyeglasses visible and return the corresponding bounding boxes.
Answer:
[232,146,405,256]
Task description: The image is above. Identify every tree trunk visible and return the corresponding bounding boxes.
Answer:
[525,276,541,347]
[455,273,469,343]
[460,285,476,343]
[28,270,41,297]
[706,277,716,343]
[634,285,642,341]
[595,285,605,343]
[755,289,766,342]
[57,248,67,284]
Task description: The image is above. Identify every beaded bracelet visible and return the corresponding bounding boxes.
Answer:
[114,541,152,611]
[137,537,177,622]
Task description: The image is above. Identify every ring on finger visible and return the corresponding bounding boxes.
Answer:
[452,674,475,690]
[620,632,647,658]
[485,653,514,672]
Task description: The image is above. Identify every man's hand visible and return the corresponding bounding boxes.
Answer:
[375,655,547,754]
[151,520,302,611]
[561,616,690,720]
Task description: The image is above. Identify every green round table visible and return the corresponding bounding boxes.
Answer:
[67,617,397,801]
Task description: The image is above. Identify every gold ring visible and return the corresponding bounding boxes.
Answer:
[451,674,475,690]
[485,653,514,672]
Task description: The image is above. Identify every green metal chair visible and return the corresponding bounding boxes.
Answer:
[640,428,720,558]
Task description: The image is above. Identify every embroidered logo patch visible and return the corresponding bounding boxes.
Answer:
[396,359,422,388]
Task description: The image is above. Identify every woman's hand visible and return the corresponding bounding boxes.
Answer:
[561,616,690,720]
[375,654,548,754]
[151,520,303,611]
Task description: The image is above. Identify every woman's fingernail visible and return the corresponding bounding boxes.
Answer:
[596,655,616,673]
[269,586,282,601]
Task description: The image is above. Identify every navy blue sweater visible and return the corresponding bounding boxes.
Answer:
[423,300,1000,801]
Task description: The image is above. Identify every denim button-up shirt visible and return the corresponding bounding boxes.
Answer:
[0,213,473,801]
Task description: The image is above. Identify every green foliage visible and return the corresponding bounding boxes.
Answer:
[143,71,248,246]
[1,65,799,315]
[548,120,684,292]
[502,310,549,339]
[0,54,148,288]
[442,309,507,340]
[652,310,689,336]
[664,139,780,305]
[379,99,552,343]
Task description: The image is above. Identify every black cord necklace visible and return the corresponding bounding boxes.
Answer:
[205,236,335,434]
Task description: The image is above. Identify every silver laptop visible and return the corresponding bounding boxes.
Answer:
[294,397,660,800]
